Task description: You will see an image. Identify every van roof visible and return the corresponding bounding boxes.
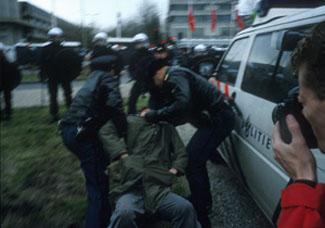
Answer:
[238,5,325,36]
[107,37,134,43]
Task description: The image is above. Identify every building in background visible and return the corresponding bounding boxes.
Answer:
[19,1,52,42]
[0,0,31,44]
[167,0,238,39]
[0,0,81,45]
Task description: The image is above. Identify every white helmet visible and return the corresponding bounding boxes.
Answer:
[194,44,207,53]
[93,32,108,44]
[0,42,4,51]
[133,33,149,43]
[48,27,64,37]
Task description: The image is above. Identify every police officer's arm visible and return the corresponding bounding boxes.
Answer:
[99,121,128,161]
[169,125,188,175]
[100,76,127,138]
[145,74,190,123]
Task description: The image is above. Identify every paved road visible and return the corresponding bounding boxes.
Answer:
[177,124,273,228]
[11,74,133,108]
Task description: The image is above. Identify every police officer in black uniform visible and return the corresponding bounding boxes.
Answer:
[140,59,235,228]
[40,27,72,122]
[89,32,123,74]
[0,43,21,121]
[59,49,127,228]
[127,33,153,114]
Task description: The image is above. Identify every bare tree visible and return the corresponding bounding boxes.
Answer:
[107,0,161,44]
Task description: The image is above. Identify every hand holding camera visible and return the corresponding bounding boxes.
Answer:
[272,115,316,181]
[272,87,318,148]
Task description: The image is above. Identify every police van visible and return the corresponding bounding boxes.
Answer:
[214,2,325,222]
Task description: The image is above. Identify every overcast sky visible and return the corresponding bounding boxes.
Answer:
[19,0,259,29]
[19,0,169,29]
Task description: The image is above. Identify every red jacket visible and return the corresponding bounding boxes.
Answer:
[278,183,325,228]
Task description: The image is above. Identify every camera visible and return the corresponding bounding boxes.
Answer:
[272,87,318,149]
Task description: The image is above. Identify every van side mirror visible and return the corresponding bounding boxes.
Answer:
[274,31,306,51]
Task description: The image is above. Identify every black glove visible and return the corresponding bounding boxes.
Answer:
[144,110,159,123]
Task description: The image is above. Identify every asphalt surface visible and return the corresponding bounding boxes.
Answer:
[11,73,133,108]
[177,124,273,228]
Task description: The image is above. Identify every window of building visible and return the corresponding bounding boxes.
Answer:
[173,16,187,23]
[196,16,210,23]
[218,15,231,23]
[219,27,230,36]
[218,4,231,11]
[241,32,298,103]
[217,38,249,85]
[170,4,209,12]
[192,28,205,38]
[193,5,206,10]
[170,5,188,11]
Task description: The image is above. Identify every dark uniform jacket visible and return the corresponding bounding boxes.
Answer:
[147,66,227,127]
[128,47,152,81]
[99,116,188,213]
[0,52,21,91]
[90,46,123,75]
[61,56,127,137]
[40,41,63,81]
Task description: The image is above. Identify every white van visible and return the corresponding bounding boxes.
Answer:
[214,5,325,222]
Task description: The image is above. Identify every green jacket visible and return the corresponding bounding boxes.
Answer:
[99,116,188,213]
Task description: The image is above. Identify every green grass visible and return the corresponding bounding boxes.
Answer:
[1,107,86,228]
[1,100,189,228]
[21,73,40,83]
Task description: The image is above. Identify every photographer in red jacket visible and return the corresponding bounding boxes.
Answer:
[272,22,325,228]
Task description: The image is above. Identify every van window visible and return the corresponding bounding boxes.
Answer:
[241,32,297,103]
[217,38,249,85]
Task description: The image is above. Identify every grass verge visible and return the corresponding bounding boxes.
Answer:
[1,107,85,227]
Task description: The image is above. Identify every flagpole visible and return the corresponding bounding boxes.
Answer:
[230,2,235,39]
[187,0,191,50]
[210,0,213,41]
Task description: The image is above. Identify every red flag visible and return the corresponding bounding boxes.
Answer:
[211,8,217,32]
[236,10,245,30]
[188,6,196,32]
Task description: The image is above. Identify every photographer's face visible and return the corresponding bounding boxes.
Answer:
[298,63,325,152]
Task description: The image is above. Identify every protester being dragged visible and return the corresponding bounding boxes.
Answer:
[272,21,325,228]
[59,46,127,228]
[139,58,235,228]
[100,115,201,228]
[0,43,21,121]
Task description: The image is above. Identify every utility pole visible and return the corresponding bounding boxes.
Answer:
[116,12,122,38]
[187,0,192,40]
[230,1,236,39]
[80,0,87,48]
[51,0,57,27]
[187,0,193,50]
